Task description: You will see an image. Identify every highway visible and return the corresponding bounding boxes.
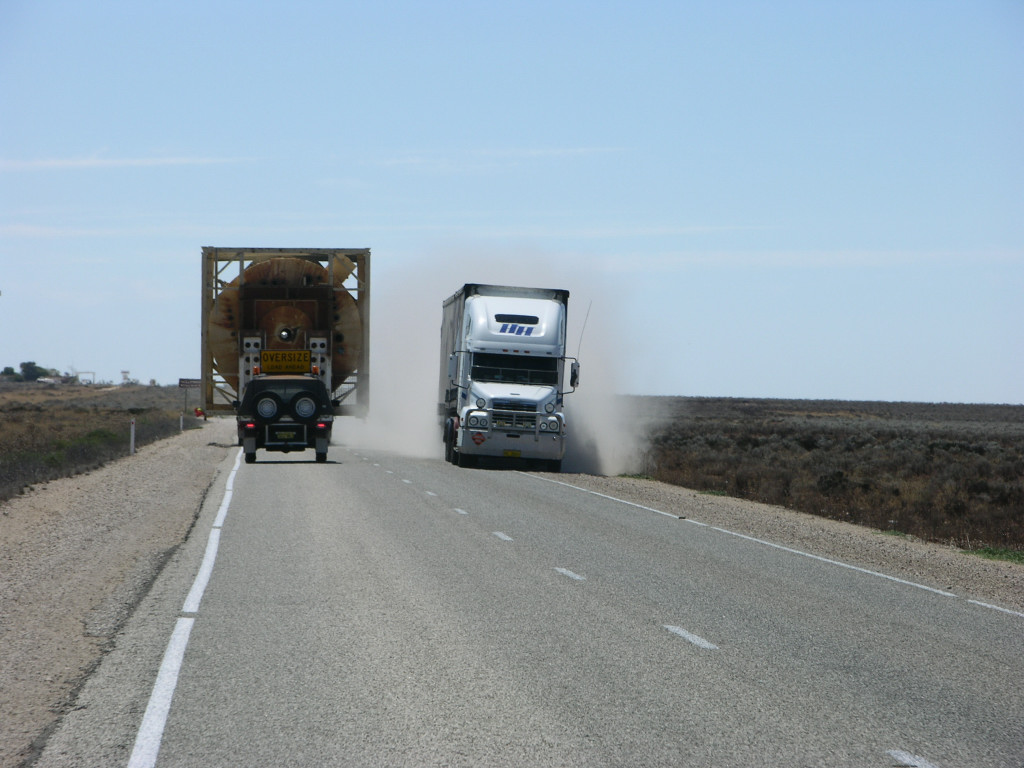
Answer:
[38,445,1023,767]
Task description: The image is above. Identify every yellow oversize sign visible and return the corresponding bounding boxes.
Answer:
[261,350,311,373]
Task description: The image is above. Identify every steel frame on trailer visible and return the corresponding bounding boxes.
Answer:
[200,247,371,416]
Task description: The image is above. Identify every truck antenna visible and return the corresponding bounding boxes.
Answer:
[576,300,592,358]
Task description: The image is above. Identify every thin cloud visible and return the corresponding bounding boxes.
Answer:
[375,146,627,172]
[0,155,251,171]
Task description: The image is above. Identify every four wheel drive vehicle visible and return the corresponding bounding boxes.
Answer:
[234,375,338,463]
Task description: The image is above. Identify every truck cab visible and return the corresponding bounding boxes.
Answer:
[440,285,578,471]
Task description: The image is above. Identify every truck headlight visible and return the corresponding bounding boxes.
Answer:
[546,417,560,432]
[476,397,486,408]
[545,402,555,413]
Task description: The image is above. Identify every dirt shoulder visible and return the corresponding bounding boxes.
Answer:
[0,418,235,768]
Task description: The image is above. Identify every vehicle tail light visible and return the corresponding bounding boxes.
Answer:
[244,422,256,430]
[316,422,328,430]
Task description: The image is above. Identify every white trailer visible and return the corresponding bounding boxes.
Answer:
[438,283,579,470]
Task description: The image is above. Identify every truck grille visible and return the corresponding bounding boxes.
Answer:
[492,411,538,430]
[492,399,535,412]
[488,400,540,431]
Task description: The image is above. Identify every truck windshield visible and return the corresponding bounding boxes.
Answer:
[471,353,558,386]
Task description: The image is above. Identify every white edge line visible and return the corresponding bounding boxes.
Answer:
[967,599,1024,619]
[212,489,232,529]
[664,624,719,650]
[526,473,682,519]
[520,473,1024,610]
[182,528,221,614]
[706,526,958,597]
[127,617,194,768]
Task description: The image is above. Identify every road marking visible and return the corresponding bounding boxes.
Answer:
[968,599,1024,619]
[493,531,513,541]
[664,625,719,650]
[522,475,1018,609]
[131,447,240,767]
[704,526,957,597]
[386,470,394,475]
[402,479,412,484]
[454,508,469,515]
[887,749,940,767]
[555,567,586,581]
[426,491,438,497]
[182,528,221,614]
[527,474,683,519]
[127,617,194,768]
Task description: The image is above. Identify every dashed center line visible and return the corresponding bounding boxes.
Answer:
[426,491,438,497]
[887,749,940,768]
[664,625,718,650]
[555,567,586,581]
[493,531,513,541]
[454,508,469,515]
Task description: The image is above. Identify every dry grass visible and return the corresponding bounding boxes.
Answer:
[0,382,205,504]
[636,397,1024,551]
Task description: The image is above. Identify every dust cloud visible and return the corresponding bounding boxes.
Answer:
[336,243,649,476]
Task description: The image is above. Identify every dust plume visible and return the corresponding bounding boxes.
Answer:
[336,242,649,476]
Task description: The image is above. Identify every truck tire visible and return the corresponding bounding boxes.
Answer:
[457,450,476,469]
[316,451,327,463]
[244,452,256,464]
[444,421,456,464]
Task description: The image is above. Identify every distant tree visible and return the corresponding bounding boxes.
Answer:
[19,361,50,381]
[1,366,16,376]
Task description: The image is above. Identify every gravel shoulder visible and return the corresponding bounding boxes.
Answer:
[2,421,1020,767]
[0,418,235,768]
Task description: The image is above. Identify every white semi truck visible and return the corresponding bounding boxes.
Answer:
[439,283,579,471]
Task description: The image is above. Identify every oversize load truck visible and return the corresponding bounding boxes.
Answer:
[439,283,579,471]
[200,248,370,461]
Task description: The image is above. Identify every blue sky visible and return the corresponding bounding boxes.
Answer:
[1,0,1021,404]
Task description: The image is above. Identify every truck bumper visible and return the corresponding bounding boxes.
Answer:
[459,429,566,460]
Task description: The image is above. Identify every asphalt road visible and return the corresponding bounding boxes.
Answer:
[37,446,1023,767]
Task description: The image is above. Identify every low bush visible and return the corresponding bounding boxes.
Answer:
[0,384,204,504]
[638,397,1024,551]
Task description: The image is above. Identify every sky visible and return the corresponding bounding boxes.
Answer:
[1,0,1021,405]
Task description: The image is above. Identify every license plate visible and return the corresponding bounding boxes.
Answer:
[503,450,521,458]
[276,431,296,439]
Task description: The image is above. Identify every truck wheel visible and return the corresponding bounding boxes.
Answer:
[457,450,476,469]
[316,451,327,463]
[244,452,256,464]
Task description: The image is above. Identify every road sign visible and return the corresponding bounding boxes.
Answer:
[178,378,202,388]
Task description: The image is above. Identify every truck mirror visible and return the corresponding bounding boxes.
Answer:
[570,361,580,388]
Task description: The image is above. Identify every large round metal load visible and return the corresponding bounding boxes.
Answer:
[207,255,361,394]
